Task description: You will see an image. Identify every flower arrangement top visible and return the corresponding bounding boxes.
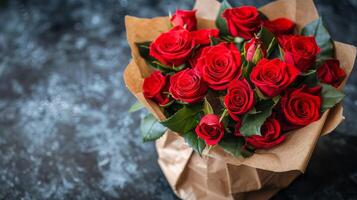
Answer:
[130,0,346,157]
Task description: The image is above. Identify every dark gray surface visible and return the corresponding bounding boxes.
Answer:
[0,0,356,199]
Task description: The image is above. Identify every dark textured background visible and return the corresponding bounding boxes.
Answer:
[0,0,356,199]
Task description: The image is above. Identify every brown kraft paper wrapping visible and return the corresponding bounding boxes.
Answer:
[123,0,357,199]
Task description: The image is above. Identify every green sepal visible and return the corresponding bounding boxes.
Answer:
[203,98,214,115]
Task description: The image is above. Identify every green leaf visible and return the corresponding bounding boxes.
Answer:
[203,98,214,115]
[183,131,206,155]
[293,70,317,88]
[266,37,277,57]
[239,99,277,136]
[161,104,203,133]
[257,27,276,57]
[136,42,151,58]
[210,36,221,46]
[242,61,254,79]
[301,18,334,60]
[141,114,167,142]
[219,135,245,157]
[128,101,144,113]
[215,0,232,36]
[320,83,345,112]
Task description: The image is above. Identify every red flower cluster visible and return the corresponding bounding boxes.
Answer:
[140,6,346,154]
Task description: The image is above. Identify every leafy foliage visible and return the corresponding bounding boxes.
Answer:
[219,135,246,157]
[239,99,277,136]
[301,18,334,60]
[257,27,277,57]
[141,114,167,142]
[215,0,232,36]
[320,83,344,112]
[161,104,203,133]
[183,131,206,155]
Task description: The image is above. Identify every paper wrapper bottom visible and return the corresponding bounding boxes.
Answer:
[156,132,301,200]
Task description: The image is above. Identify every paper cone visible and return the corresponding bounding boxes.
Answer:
[123,0,356,199]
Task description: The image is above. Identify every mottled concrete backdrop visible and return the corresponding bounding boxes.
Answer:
[0,0,356,199]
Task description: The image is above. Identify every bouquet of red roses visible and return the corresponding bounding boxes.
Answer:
[130,1,345,154]
[124,0,356,199]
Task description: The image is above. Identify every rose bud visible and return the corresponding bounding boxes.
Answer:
[280,85,321,129]
[196,43,242,90]
[169,68,208,104]
[150,26,195,67]
[143,71,170,106]
[263,18,295,35]
[224,79,255,121]
[279,35,320,72]
[191,29,219,45]
[317,59,346,88]
[222,6,261,39]
[245,116,285,149]
[244,37,266,64]
[195,114,224,145]
[170,9,197,31]
[250,58,300,97]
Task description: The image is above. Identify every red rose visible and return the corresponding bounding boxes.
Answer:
[245,116,285,149]
[250,58,300,97]
[222,6,261,39]
[191,29,219,45]
[150,26,195,67]
[279,35,320,71]
[195,114,224,145]
[244,37,267,62]
[263,18,295,35]
[170,9,197,31]
[169,68,208,103]
[196,43,242,90]
[224,79,255,121]
[280,85,321,128]
[317,59,346,88]
[143,71,170,106]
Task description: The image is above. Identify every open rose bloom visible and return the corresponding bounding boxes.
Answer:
[124,0,356,199]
